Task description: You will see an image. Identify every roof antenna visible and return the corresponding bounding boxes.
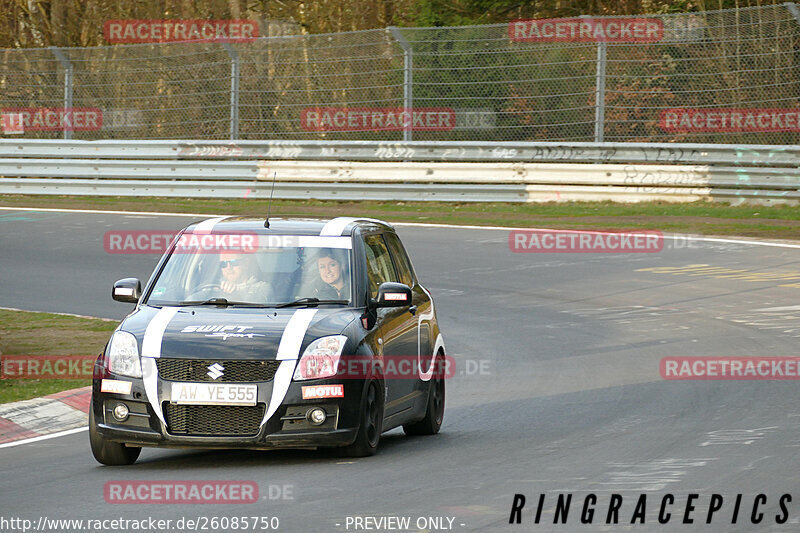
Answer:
[264,171,277,228]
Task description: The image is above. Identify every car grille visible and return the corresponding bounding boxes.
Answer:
[164,403,266,436]
[156,359,280,382]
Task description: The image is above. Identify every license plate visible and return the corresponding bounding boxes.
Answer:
[171,383,257,406]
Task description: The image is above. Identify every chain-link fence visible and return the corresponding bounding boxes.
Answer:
[1,4,798,144]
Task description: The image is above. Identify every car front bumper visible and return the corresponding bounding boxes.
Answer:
[92,371,365,449]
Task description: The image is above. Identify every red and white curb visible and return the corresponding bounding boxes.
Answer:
[0,387,90,445]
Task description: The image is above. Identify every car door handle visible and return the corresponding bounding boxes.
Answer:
[408,305,417,316]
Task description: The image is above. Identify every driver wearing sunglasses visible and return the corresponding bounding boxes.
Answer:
[218,252,270,301]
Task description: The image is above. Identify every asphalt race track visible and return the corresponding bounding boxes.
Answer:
[2,208,800,532]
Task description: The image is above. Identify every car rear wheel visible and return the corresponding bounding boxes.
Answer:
[339,380,383,457]
[89,406,141,466]
[403,353,445,436]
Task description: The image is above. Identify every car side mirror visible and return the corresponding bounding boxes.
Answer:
[373,282,412,308]
[112,278,142,303]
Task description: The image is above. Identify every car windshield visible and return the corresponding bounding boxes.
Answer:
[144,234,353,307]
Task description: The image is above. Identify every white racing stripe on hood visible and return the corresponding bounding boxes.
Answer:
[141,306,179,425]
[276,309,318,360]
[262,309,318,426]
[193,216,228,234]
[141,307,179,358]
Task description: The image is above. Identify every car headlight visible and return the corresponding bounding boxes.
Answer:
[293,335,347,381]
[107,331,142,378]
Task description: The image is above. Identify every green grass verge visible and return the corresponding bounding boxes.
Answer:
[0,308,116,404]
[1,194,799,239]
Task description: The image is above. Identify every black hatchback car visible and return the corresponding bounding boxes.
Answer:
[90,216,446,465]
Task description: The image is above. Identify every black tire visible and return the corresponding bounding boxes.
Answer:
[403,353,445,436]
[89,406,141,466]
[339,380,383,457]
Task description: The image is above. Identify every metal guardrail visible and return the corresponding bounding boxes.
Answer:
[0,179,528,203]
[2,160,799,188]
[0,140,798,204]
[2,140,800,166]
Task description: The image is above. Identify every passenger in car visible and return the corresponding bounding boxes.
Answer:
[313,249,350,300]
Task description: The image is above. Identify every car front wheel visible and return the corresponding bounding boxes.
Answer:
[89,405,141,465]
[339,380,383,457]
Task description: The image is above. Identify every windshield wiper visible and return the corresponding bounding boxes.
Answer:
[175,298,269,307]
[275,298,348,308]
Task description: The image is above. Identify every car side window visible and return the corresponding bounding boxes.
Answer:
[385,233,414,287]
[363,234,398,298]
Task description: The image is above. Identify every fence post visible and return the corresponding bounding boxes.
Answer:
[389,27,413,142]
[49,47,73,140]
[594,41,607,143]
[786,3,800,24]
[222,43,240,140]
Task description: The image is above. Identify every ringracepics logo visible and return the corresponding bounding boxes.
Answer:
[301,107,456,132]
[104,481,259,504]
[104,20,258,43]
[509,229,663,253]
[509,493,793,525]
[661,357,800,380]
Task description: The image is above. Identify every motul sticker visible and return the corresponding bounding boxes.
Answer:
[302,384,344,399]
[384,293,408,301]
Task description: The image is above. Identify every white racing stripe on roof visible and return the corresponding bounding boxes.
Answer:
[261,309,318,426]
[320,217,358,236]
[320,217,391,236]
[193,216,228,234]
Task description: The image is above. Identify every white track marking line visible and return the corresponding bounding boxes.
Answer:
[0,206,215,217]
[1,206,799,249]
[0,426,87,449]
[0,306,115,321]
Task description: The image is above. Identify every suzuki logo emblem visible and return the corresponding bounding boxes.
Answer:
[207,363,224,380]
